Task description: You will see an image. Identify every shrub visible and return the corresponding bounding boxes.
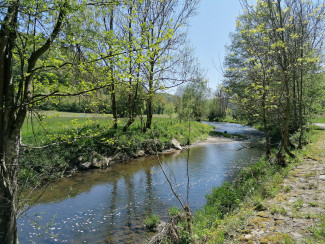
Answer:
[144,214,160,230]
[169,207,179,217]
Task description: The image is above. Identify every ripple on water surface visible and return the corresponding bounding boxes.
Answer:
[18,122,264,243]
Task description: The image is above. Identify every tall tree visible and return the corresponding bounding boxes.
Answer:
[0,1,68,242]
[141,0,199,131]
[0,1,119,242]
[224,0,324,161]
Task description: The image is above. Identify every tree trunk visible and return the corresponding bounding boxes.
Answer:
[109,8,118,130]
[283,76,295,158]
[0,193,19,244]
[0,135,20,244]
[145,96,153,131]
[292,69,298,131]
[262,96,271,159]
[145,60,154,131]
[111,82,118,130]
[123,75,139,132]
[123,5,136,132]
[0,3,20,242]
[297,33,304,149]
[0,2,67,243]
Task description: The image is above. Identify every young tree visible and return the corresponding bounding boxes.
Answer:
[164,102,175,119]
[120,0,150,131]
[178,78,210,122]
[140,0,199,131]
[207,87,229,121]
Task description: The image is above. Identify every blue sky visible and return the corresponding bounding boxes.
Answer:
[187,0,243,90]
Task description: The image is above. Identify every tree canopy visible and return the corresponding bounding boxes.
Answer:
[224,0,324,160]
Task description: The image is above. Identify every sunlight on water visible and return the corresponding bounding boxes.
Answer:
[18,123,264,243]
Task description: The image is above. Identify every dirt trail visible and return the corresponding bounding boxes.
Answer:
[232,131,325,243]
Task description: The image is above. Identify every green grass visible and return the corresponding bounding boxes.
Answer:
[189,130,325,243]
[22,112,189,145]
[19,111,213,186]
[22,112,113,145]
[315,116,325,123]
[40,111,112,117]
[193,156,287,239]
[310,216,325,242]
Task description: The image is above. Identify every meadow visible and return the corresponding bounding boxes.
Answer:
[315,115,325,123]
[19,111,213,185]
[22,111,113,145]
[21,111,201,146]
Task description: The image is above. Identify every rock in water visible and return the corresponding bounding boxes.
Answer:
[134,150,145,157]
[79,161,92,170]
[171,138,182,150]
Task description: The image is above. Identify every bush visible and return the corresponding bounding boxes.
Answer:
[206,183,240,216]
[144,214,160,230]
[169,207,179,217]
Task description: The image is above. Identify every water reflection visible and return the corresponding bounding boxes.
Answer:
[18,123,264,243]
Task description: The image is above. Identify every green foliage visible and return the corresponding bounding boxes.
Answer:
[223,0,324,155]
[292,199,304,211]
[144,214,160,230]
[207,88,229,121]
[310,216,325,241]
[193,155,292,240]
[205,182,241,217]
[20,113,213,186]
[168,207,179,217]
[177,226,193,244]
[177,80,210,122]
[38,95,111,114]
[164,103,175,119]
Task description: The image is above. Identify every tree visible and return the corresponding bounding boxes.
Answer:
[224,0,324,161]
[140,0,199,131]
[164,103,175,119]
[120,0,150,131]
[0,1,120,242]
[178,78,210,122]
[207,87,229,121]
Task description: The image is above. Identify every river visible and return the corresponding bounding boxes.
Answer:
[18,122,264,243]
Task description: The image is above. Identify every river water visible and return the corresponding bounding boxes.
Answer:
[18,122,264,243]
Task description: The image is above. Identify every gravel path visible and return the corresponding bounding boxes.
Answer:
[231,131,325,243]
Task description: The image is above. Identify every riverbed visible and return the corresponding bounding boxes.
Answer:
[18,122,264,243]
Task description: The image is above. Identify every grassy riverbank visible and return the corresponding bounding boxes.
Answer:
[19,111,213,185]
[190,130,325,243]
[315,115,325,123]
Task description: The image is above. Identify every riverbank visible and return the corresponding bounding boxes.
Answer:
[193,130,325,243]
[18,122,264,243]
[19,115,214,185]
